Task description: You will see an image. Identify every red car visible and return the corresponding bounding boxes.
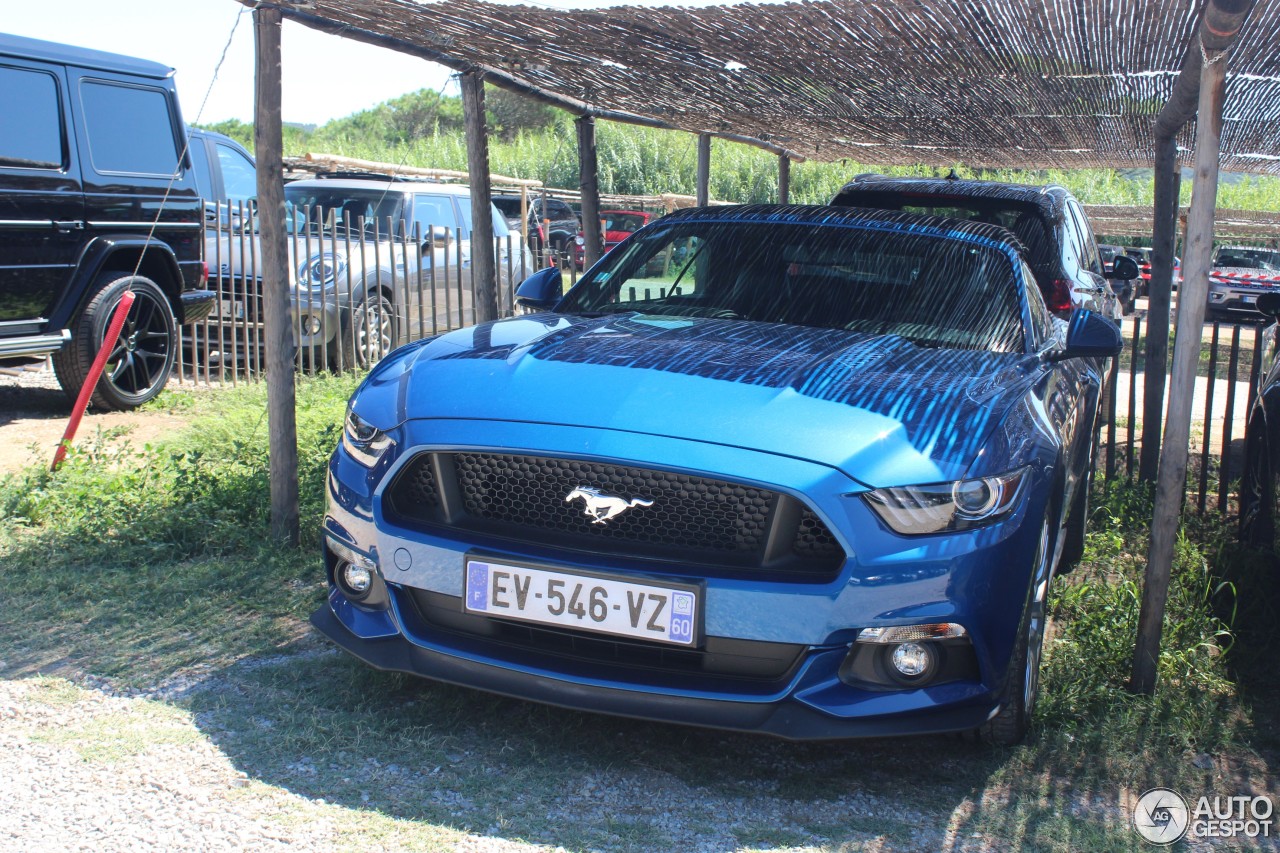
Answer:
[575,210,655,267]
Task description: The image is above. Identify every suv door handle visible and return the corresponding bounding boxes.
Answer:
[53,220,85,233]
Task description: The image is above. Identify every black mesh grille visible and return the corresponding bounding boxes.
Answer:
[793,507,843,559]
[387,454,438,520]
[453,453,773,555]
[383,451,846,577]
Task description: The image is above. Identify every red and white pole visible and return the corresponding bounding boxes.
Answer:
[50,290,135,472]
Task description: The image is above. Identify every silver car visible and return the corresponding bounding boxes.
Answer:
[1207,246,1280,322]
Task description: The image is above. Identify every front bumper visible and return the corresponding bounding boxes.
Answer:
[1207,286,1273,319]
[312,604,997,740]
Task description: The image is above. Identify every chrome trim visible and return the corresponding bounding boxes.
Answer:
[0,330,69,358]
[0,220,54,228]
[85,221,203,230]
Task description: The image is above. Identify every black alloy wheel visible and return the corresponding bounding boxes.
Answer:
[54,273,177,411]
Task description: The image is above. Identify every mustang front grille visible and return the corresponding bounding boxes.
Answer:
[385,451,846,578]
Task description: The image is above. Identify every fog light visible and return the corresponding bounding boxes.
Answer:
[890,641,935,678]
[302,314,322,335]
[340,561,372,595]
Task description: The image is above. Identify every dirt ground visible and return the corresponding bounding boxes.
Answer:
[0,362,195,475]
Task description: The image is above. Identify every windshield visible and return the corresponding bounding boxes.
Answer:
[283,187,405,236]
[559,220,1026,353]
[1215,248,1280,271]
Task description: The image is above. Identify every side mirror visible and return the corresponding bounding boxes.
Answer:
[424,225,453,248]
[1256,292,1280,319]
[1108,254,1140,281]
[515,266,563,310]
[1048,309,1123,362]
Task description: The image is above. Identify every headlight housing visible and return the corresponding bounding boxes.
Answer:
[862,467,1029,535]
[342,406,394,467]
[298,252,346,292]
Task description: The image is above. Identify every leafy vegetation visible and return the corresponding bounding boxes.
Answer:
[200,86,1280,216]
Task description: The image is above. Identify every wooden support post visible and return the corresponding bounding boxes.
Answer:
[778,154,791,204]
[1139,134,1180,482]
[460,71,497,322]
[254,5,298,546]
[577,115,602,268]
[1132,54,1228,694]
[696,133,711,207]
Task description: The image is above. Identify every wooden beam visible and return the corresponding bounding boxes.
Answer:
[577,115,602,267]
[254,5,299,546]
[1153,0,1256,138]
[696,133,711,207]
[460,71,498,323]
[1139,134,1180,483]
[778,154,791,204]
[1132,52,1228,695]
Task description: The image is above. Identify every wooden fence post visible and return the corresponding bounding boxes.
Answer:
[461,71,498,323]
[577,115,602,268]
[1139,134,1180,482]
[696,133,711,207]
[254,5,299,547]
[1131,52,1228,694]
[778,154,791,204]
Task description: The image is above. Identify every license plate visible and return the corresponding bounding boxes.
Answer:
[1243,295,1257,305]
[219,299,245,319]
[463,558,699,646]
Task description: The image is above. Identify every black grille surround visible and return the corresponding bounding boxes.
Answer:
[385,451,846,580]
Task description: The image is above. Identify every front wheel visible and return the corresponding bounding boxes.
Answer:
[53,273,177,410]
[339,292,397,370]
[1239,415,1276,551]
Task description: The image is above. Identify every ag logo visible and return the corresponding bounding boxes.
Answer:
[1134,787,1190,845]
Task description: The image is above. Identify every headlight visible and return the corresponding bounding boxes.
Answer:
[298,252,346,291]
[342,406,394,467]
[862,467,1029,535]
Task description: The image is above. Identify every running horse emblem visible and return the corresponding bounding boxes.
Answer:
[565,486,654,525]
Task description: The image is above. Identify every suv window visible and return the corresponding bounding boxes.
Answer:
[80,80,179,176]
[1068,201,1103,275]
[544,199,576,221]
[0,65,63,169]
[215,142,256,203]
[412,193,457,233]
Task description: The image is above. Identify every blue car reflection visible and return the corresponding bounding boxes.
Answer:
[314,204,1122,744]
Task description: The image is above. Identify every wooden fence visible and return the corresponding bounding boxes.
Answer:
[178,203,584,384]
[1097,314,1267,513]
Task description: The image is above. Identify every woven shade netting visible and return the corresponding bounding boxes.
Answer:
[260,0,1280,174]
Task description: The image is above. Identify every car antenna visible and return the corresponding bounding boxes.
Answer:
[945,168,960,181]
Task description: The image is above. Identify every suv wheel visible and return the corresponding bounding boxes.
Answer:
[342,293,397,369]
[53,273,177,411]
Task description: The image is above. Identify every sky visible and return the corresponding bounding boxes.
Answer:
[2,0,454,126]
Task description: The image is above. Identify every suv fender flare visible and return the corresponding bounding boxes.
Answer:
[53,235,185,329]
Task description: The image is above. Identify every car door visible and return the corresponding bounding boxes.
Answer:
[0,59,81,334]
[411,192,464,331]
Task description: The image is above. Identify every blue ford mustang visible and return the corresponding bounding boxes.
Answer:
[315,205,1121,744]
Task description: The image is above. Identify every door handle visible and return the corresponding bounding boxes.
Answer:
[53,220,85,233]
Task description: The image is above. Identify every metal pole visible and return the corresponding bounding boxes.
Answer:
[1131,51,1228,695]
[696,133,711,207]
[254,5,299,546]
[460,71,498,323]
[577,115,602,268]
[1138,134,1180,482]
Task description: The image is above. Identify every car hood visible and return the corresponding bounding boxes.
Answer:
[358,313,1038,487]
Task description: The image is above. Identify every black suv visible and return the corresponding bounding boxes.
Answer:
[492,194,580,256]
[0,33,214,409]
[830,175,1139,318]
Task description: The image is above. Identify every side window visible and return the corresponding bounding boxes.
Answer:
[0,65,64,169]
[549,200,575,221]
[215,143,256,203]
[1070,202,1103,275]
[412,194,457,236]
[80,80,179,176]
[1058,207,1083,274]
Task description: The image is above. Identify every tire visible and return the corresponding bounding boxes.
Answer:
[1239,415,1276,550]
[340,292,397,370]
[1058,467,1091,571]
[53,273,177,411]
[976,517,1051,746]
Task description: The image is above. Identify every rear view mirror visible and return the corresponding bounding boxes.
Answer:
[1108,254,1140,281]
[1256,292,1280,319]
[515,267,563,310]
[424,225,453,247]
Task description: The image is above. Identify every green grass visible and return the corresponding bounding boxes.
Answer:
[0,381,1276,850]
